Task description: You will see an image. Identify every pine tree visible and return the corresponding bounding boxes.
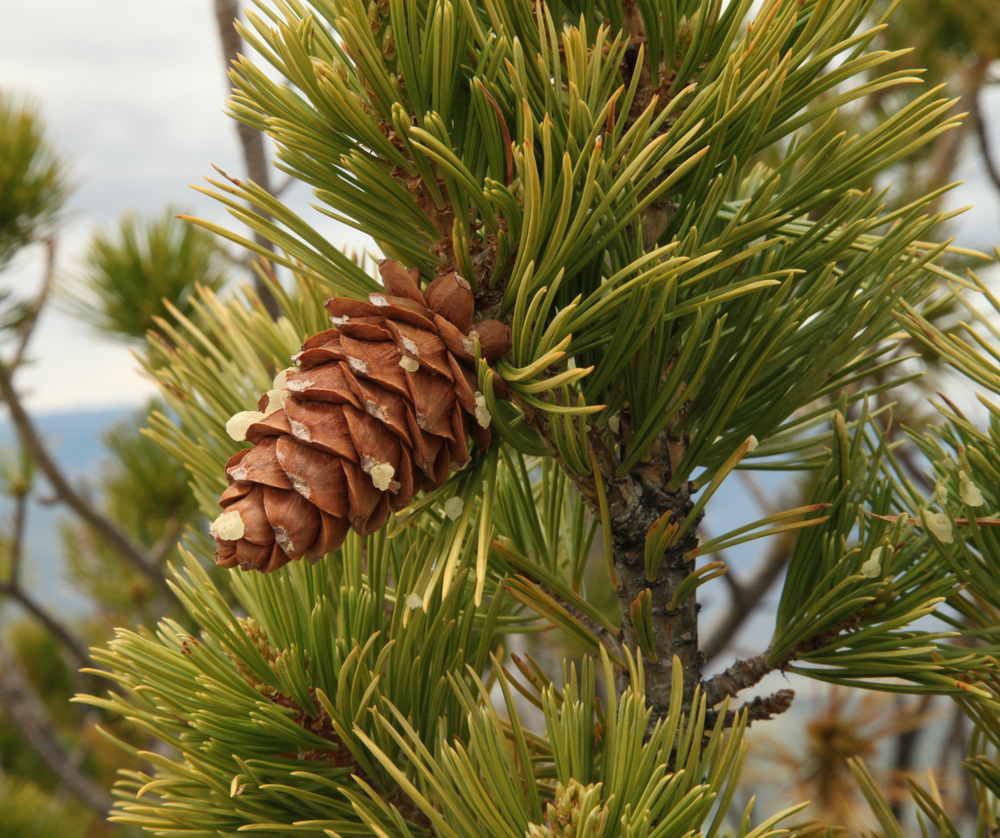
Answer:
[81,1,1000,835]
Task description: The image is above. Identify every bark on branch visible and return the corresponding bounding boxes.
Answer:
[701,651,774,708]
[706,689,796,729]
[0,491,93,669]
[0,361,172,599]
[213,0,280,318]
[0,637,114,816]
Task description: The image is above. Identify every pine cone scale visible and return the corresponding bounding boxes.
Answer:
[284,398,359,462]
[343,404,402,488]
[406,367,456,438]
[343,367,413,445]
[386,319,453,379]
[285,364,362,407]
[226,437,294,490]
[274,436,349,518]
[262,486,320,558]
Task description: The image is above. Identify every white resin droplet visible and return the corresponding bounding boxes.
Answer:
[210,509,245,541]
[405,592,424,610]
[272,367,294,390]
[262,389,289,417]
[399,356,419,372]
[473,392,491,428]
[959,471,984,507]
[923,510,954,543]
[370,462,395,491]
[860,547,883,578]
[226,410,264,441]
[444,496,464,520]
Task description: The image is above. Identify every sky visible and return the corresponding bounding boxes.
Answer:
[0,0,370,412]
[0,3,998,413]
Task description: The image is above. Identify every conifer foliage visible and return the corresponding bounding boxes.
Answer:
[82,0,1000,835]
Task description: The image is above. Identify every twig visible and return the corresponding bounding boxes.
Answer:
[213,0,280,319]
[701,651,774,708]
[706,688,796,729]
[0,584,93,671]
[538,580,624,661]
[273,173,296,198]
[0,361,172,598]
[8,480,28,582]
[0,636,114,815]
[14,237,57,365]
[891,694,935,820]
[0,483,93,669]
[922,57,992,212]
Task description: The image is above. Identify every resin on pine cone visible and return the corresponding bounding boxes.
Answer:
[209,259,510,573]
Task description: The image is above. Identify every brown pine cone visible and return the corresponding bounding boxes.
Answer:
[210,259,510,573]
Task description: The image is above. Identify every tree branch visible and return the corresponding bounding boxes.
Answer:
[14,237,56,366]
[0,491,93,669]
[0,584,93,671]
[701,651,774,708]
[922,56,991,211]
[738,470,779,517]
[213,0,280,319]
[0,361,172,598]
[706,688,796,729]
[0,636,114,815]
[150,516,186,568]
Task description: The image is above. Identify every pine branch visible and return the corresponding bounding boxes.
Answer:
[13,236,55,365]
[922,56,991,209]
[605,426,701,722]
[701,651,774,708]
[705,688,796,729]
[0,636,113,816]
[212,0,280,318]
[0,584,92,671]
[0,361,172,598]
[0,492,92,669]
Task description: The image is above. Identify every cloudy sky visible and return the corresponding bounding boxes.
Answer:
[0,1,998,413]
[0,0,370,412]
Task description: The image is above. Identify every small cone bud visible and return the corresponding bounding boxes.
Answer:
[471,319,511,362]
[212,259,509,572]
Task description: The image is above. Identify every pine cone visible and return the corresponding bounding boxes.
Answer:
[210,259,509,573]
